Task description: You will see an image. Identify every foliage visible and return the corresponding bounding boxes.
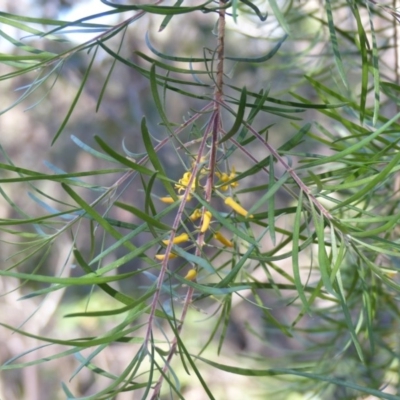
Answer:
[1,0,400,399]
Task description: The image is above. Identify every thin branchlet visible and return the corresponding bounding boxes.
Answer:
[149,2,227,398]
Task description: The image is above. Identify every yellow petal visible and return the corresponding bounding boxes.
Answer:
[224,197,253,218]
[184,268,197,281]
[155,253,178,261]
[189,209,203,222]
[220,172,229,182]
[160,196,175,204]
[160,194,191,203]
[175,171,196,193]
[217,169,239,190]
[200,211,212,233]
[162,233,189,245]
[214,231,234,247]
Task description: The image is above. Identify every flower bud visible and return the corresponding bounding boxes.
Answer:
[224,197,253,218]
[162,233,189,246]
[189,209,203,222]
[155,253,177,261]
[200,211,212,233]
[184,268,197,281]
[214,231,234,247]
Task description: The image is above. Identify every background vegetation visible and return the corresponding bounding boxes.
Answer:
[1,0,400,399]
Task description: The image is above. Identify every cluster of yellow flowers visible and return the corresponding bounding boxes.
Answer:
[216,167,239,191]
[159,171,197,203]
[156,163,253,281]
[175,171,196,193]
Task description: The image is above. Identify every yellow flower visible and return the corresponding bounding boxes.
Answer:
[217,172,230,191]
[155,253,178,261]
[183,268,197,281]
[216,167,239,191]
[175,171,196,193]
[159,194,192,203]
[189,209,202,222]
[228,167,239,189]
[214,231,234,247]
[160,196,175,204]
[200,211,212,233]
[162,233,189,246]
[224,197,253,218]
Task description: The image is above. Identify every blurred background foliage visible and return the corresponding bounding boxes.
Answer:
[1,0,400,399]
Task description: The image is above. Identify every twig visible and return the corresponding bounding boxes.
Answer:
[149,2,227,398]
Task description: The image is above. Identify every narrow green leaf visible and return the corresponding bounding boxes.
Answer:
[310,203,337,297]
[171,246,217,275]
[63,183,121,235]
[268,0,290,34]
[144,172,158,217]
[96,27,127,112]
[70,135,118,163]
[71,345,110,382]
[292,191,310,312]
[336,273,365,363]
[65,289,156,318]
[175,275,251,296]
[232,0,239,22]
[226,35,287,63]
[351,3,368,124]
[217,244,257,288]
[61,382,75,398]
[141,116,176,198]
[298,110,400,169]
[171,328,217,400]
[0,29,56,57]
[0,15,67,42]
[115,201,170,231]
[100,0,216,15]
[217,296,232,354]
[331,150,400,211]
[0,268,141,286]
[146,32,211,62]
[219,87,247,144]
[74,248,135,305]
[366,0,380,125]
[149,64,175,135]
[94,135,170,183]
[136,51,209,74]
[260,308,293,337]
[230,84,346,109]
[247,172,288,215]
[196,358,400,399]
[324,0,349,90]
[0,11,111,28]
[239,0,267,22]
[159,0,184,31]
[52,46,98,145]
[0,321,147,348]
